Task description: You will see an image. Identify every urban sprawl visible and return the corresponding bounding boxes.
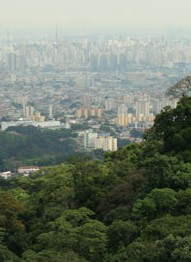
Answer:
[0,34,190,157]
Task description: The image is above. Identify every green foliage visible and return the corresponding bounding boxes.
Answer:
[97,171,146,223]
[108,220,138,251]
[0,191,24,230]
[2,90,191,261]
[35,208,107,262]
[146,96,191,160]
[0,126,78,170]
[176,189,191,215]
[142,153,191,190]
[166,75,191,99]
[72,160,112,210]
[0,244,20,262]
[142,215,191,240]
[77,220,108,262]
[132,188,178,223]
[22,250,87,262]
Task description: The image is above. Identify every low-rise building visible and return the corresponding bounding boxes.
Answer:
[0,171,12,179]
[1,120,61,131]
[18,166,40,175]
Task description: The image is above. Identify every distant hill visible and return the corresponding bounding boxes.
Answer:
[0,126,78,171]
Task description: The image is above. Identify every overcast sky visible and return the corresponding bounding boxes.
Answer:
[1,0,191,31]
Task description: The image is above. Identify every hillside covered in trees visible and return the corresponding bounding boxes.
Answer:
[0,126,78,171]
[1,95,191,261]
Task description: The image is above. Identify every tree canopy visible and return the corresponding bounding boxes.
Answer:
[1,83,191,261]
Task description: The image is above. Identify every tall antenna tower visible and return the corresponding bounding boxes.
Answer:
[56,26,58,45]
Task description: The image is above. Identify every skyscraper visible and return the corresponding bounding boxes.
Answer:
[117,104,128,126]
[8,53,17,72]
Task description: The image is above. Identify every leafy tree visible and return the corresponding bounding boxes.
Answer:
[142,215,191,240]
[97,172,146,223]
[78,220,108,262]
[36,208,107,262]
[0,191,26,255]
[22,250,87,262]
[0,244,20,262]
[166,75,191,99]
[72,160,111,210]
[141,153,191,190]
[107,220,138,251]
[132,188,177,222]
[145,96,191,158]
[152,234,191,262]
[104,241,158,262]
[176,189,191,215]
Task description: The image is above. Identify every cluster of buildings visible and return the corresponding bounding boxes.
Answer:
[0,34,186,156]
[1,120,61,131]
[0,70,179,152]
[84,130,117,152]
[1,35,191,72]
[76,108,102,119]
[0,166,40,179]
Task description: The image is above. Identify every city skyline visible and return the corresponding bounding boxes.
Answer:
[1,0,191,32]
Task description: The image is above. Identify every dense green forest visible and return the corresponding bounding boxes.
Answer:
[1,95,191,261]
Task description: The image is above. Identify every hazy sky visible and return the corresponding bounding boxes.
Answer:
[1,0,191,30]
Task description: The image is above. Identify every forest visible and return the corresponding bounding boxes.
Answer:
[0,126,79,171]
[0,95,191,261]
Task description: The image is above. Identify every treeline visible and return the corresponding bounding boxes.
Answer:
[0,96,191,261]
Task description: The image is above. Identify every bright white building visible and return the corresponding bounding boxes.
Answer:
[18,166,40,174]
[0,171,12,179]
[84,129,98,151]
[1,120,61,131]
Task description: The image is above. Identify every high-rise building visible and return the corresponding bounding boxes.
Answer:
[117,104,128,126]
[8,53,17,72]
[118,104,128,115]
[76,108,102,118]
[84,130,98,151]
[23,105,34,118]
[117,115,129,126]
[90,108,102,118]
[49,104,53,119]
[76,108,89,119]
[105,98,115,111]
[135,95,150,116]
[84,130,117,152]
[95,136,117,151]
[135,100,150,116]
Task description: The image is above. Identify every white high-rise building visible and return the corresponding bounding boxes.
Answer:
[95,136,117,152]
[49,105,53,119]
[84,130,98,151]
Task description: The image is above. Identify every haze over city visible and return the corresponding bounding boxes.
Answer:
[0,1,190,166]
[1,0,191,33]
